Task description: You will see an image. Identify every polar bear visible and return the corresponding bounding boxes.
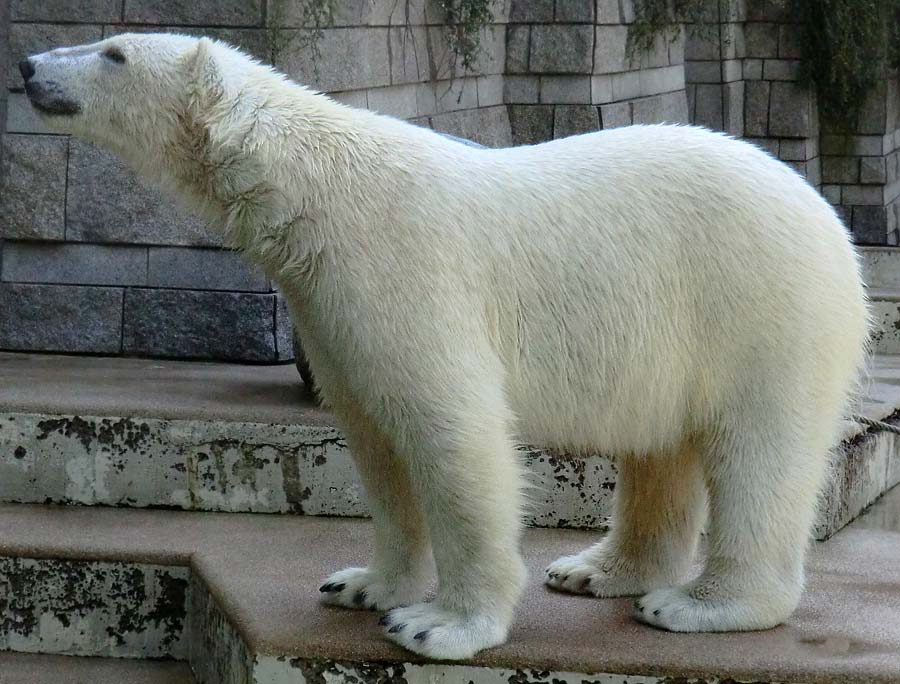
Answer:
[21,34,869,660]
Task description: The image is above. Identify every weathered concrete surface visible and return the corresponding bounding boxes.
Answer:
[0,651,196,684]
[1,353,900,536]
[0,412,615,528]
[0,558,188,659]
[0,503,898,684]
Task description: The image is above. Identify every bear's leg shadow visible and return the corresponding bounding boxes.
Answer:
[319,400,434,611]
[545,442,706,597]
[379,387,527,660]
[635,418,826,632]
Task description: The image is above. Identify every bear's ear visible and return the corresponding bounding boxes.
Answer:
[185,37,225,112]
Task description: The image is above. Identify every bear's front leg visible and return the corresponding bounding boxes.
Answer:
[319,401,433,611]
[377,385,527,660]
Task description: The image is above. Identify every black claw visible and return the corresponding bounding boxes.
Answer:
[319,583,333,593]
[579,577,591,591]
[388,623,406,634]
[653,609,661,616]
[354,590,367,606]
[414,630,429,641]
[561,574,569,583]
[378,615,390,626]
[635,602,645,613]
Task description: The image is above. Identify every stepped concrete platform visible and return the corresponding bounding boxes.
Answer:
[0,652,195,683]
[862,247,900,354]
[0,499,898,684]
[1,352,900,538]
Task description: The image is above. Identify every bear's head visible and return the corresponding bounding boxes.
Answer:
[19,33,265,176]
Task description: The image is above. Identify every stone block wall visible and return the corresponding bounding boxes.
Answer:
[0,0,515,361]
[504,0,689,145]
[686,0,900,245]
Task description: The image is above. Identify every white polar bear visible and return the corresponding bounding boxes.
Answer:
[21,34,869,660]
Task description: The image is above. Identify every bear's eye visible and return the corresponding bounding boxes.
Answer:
[103,47,126,64]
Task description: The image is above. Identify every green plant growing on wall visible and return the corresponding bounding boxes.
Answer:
[268,0,335,67]
[627,0,711,59]
[439,0,494,72]
[630,0,900,130]
[794,0,900,129]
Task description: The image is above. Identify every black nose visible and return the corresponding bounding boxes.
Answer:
[19,59,35,82]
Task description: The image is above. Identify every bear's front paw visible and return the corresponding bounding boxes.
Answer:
[545,552,653,598]
[380,603,509,659]
[319,567,426,611]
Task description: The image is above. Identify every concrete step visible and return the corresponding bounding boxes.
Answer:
[0,501,898,684]
[0,651,195,683]
[860,247,900,353]
[1,352,900,539]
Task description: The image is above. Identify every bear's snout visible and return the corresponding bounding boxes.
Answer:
[19,59,35,82]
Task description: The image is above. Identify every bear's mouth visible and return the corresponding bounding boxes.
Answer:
[25,82,81,116]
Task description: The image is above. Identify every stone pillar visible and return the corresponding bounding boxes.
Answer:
[820,77,900,245]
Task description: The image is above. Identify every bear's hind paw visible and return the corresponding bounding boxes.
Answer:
[380,603,509,659]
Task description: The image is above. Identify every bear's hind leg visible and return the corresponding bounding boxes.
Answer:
[546,443,706,597]
[635,422,827,632]
[379,394,527,660]
[319,401,433,611]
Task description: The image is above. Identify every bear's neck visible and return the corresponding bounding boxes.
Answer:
[163,89,383,284]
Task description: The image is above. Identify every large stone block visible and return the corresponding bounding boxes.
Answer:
[692,83,723,130]
[529,24,593,73]
[388,26,429,84]
[746,0,790,22]
[477,74,504,107]
[7,23,103,89]
[12,0,120,22]
[821,156,859,185]
[509,0,553,22]
[508,105,553,145]
[430,106,512,147]
[2,241,149,286]
[122,289,278,361]
[593,25,629,74]
[861,157,888,185]
[632,91,689,125]
[505,24,530,74]
[0,134,67,241]
[540,75,590,104]
[855,82,888,136]
[275,294,295,362]
[270,0,395,27]
[5,92,52,134]
[743,79,769,136]
[276,27,390,92]
[367,83,418,118]
[148,247,270,291]
[0,282,123,353]
[554,0,593,22]
[724,80,744,135]
[553,105,600,139]
[743,22,778,58]
[639,65,685,96]
[123,0,263,26]
[65,139,219,247]
[768,81,813,138]
[600,101,632,128]
[853,206,889,244]
[596,0,620,23]
[504,75,540,103]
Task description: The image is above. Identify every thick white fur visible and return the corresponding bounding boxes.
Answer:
[26,34,869,659]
